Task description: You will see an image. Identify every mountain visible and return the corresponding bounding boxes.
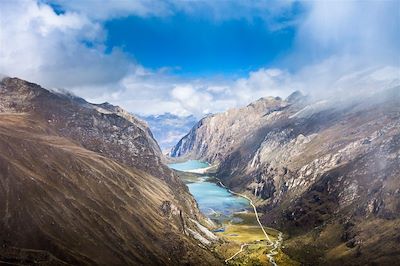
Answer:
[0,77,221,265]
[170,96,288,161]
[171,88,400,265]
[139,113,198,153]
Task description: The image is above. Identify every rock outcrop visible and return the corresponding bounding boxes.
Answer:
[171,88,400,265]
[0,77,221,265]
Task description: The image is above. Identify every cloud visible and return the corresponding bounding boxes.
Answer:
[171,85,213,115]
[1,0,398,119]
[232,68,294,104]
[46,0,173,20]
[280,1,400,100]
[300,1,399,59]
[0,0,132,88]
[69,67,297,118]
[287,1,400,70]
[48,0,299,30]
[172,0,299,29]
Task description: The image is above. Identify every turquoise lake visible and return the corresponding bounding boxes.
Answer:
[168,160,209,171]
[168,160,249,217]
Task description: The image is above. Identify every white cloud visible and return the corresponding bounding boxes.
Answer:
[269,0,400,100]
[291,1,400,68]
[206,85,230,94]
[1,0,398,119]
[48,0,298,29]
[233,68,293,104]
[308,1,398,50]
[0,0,131,88]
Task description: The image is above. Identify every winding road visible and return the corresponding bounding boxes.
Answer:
[218,181,283,265]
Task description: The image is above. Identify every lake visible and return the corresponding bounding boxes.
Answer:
[168,160,209,171]
[168,160,249,218]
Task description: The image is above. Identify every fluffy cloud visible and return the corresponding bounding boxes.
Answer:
[1,0,398,119]
[0,0,131,88]
[233,69,293,105]
[171,85,213,115]
[76,68,296,117]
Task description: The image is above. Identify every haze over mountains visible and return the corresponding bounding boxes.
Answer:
[138,113,197,152]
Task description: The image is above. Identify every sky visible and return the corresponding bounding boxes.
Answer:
[0,0,399,118]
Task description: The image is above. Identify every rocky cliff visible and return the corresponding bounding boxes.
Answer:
[0,77,221,265]
[170,95,289,162]
[171,88,400,265]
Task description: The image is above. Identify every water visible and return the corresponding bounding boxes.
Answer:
[168,160,249,218]
[168,160,210,171]
[188,182,249,216]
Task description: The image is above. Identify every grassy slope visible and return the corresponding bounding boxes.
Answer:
[0,113,221,265]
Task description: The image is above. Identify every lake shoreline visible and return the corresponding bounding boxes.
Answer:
[168,160,294,265]
[168,160,251,223]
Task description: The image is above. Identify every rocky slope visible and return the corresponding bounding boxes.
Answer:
[0,77,221,265]
[171,88,400,265]
[170,95,290,162]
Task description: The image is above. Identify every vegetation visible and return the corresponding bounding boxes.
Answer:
[213,212,299,265]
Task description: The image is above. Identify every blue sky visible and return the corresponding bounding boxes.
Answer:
[104,12,297,77]
[1,0,399,117]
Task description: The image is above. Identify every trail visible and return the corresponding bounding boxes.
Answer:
[218,181,273,245]
[218,180,282,266]
[224,243,250,263]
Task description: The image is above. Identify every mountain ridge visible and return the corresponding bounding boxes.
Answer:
[170,86,400,265]
[0,77,222,265]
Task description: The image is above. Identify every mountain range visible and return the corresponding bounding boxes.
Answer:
[171,87,400,265]
[138,113,197,153]
[1,76,399,265]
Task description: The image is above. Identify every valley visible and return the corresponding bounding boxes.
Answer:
[170,160,299,265]
[169,87,400,265]
[1,1,399,265]
[0,76,398,266]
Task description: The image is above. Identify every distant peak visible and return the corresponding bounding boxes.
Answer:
[247,96,282,108]
[98,102,113,107]
[286,90,304,103]
[94,102,121,111]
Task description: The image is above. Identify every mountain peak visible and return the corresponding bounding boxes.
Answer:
[286,90,304,103]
